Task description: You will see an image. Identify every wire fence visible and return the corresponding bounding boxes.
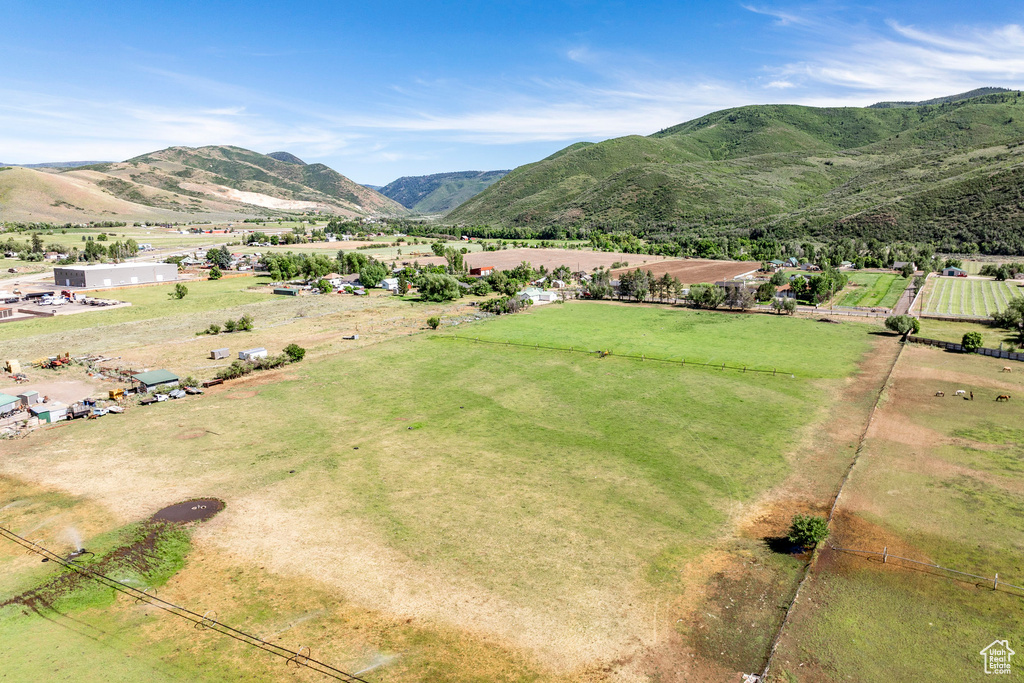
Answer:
[0,525,370,682]
[827,543,1024,597]
[441,334,795,377]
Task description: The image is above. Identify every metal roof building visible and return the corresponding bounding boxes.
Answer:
[53,262,178,288]
[132,369,180,389]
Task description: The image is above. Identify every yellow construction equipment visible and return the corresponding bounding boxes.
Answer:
[108,388,125,400]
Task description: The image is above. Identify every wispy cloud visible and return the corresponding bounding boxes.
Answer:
[741,4,815,27]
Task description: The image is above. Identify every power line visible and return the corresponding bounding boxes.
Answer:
[0,525,370,683]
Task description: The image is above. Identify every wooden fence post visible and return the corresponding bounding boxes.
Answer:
[994,573,999,590]
[883,546,887,564]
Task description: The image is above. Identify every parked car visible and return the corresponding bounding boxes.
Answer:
[153,394,169,402]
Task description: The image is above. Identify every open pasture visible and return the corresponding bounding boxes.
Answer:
[0,302,876,680]
[918,276,1023,317]
[774,345,1024,681]
[832,272,909,308]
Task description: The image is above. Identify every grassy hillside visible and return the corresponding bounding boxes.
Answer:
[448,92,1024,251]
[379,170,509,213]
[1,146,407,222]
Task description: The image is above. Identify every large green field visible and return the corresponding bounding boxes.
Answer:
[919,276,1024,317]
[832,272,909,309]
[0,302,876,680]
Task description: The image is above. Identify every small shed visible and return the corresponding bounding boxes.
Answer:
[274,287,299,296]
[239,348,268,361]
[132,369,180,391]
[30,402,67,423]
[470,266,494,277]
[942,266,967,277]
[17,391,39,406]
[0,307,12,320]
[0,393,20,412]
[210,348,230,360]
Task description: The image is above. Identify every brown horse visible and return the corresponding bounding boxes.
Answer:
[996,394,1012,402]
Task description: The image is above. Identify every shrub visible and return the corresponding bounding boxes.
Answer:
[756,282,776,302]
[237,314,254,331]
[223,319,237,333]
[168,283,188,300]
[961,331,984,352]
[205,323,221,335]
[180,376,200,388]
[284,344,306,362]
[771,297,796,315]
[426,316,441,330]
[788,514,829,549]
[884,314,920,336]
[316,278,331,294]
[209,265,222,280]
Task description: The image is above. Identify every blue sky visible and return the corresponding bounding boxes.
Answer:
[2,1,1024,184]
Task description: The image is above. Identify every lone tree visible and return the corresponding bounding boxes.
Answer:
[168,283,188,300]
[283,344,306,363]
[209,265,222,280]
[788,514,829,550]
[884,314,920,336]
[961,331,984,353]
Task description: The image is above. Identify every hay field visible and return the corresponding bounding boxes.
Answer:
[413,247,669,272]
[774,345,1024,681]
[610,259,757,285]
[918,276,1024,317]
[832,272,909,309]
[0,302,879,681]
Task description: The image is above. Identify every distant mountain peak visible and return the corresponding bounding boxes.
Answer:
[266,151,307,165]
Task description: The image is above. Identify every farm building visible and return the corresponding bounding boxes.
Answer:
[30,402,67,423]
[470,266,494,277]
[380,278,400,292]
[0,307,12,320]
[942,266,967,277]
[273,287,299,296]
[17,391,39,406]
[0,393,20,413]
[893,261,916,272]
[519,287,559,304]
[239,348,268,361]
[210,348,230,360]
[53,262,178,288]
[132,369,180,391]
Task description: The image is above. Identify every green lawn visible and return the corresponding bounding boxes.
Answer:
[463,302,869,377]
[0,302,875,679]
[833,272,909,308]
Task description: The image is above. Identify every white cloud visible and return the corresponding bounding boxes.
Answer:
[741,4,814,27]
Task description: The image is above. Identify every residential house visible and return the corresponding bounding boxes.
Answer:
[942,266,967,277]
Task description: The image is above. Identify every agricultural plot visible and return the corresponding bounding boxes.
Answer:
[919,277,1024,317]
[832,272,909,309]
[0,303,878,681]
[774,345,1024,681]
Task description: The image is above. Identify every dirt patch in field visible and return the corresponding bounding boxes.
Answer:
[0,378,103,406]
[611,259,759,285]
[151,498,224,523]
[177,430,209,440]
[407,247,669,272]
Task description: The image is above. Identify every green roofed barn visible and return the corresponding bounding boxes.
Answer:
[0,393,20,412]
[132,369,180,391]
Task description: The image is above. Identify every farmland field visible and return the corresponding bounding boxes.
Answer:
[774,345,1024,681]
[918,276,1024,317]
[0,302,882,681]
[832,272,909,309]
[610,258,757,285]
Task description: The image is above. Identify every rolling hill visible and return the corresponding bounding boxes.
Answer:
[0,146,406,223]
[447,90,1024,251]
[378,170,509,213]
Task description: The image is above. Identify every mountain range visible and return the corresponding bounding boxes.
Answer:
[0,146,405,223]
[375,170,509,213]
[449,89,1024,251]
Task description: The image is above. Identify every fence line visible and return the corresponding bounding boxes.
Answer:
[441,334,792,377]
[828,543,1024,596]
[906,335,1024,362]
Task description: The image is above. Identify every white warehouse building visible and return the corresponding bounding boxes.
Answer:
[53,262,179,288]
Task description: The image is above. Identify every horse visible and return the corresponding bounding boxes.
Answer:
[954,390,966,396]
[996,394,1012,402]
[935,391,944,397]
[1003,367,1013,373]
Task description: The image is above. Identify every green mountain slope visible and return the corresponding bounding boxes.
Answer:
[448,91,1024,250]
[869,87,1011,109]
[378,170,509,213]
